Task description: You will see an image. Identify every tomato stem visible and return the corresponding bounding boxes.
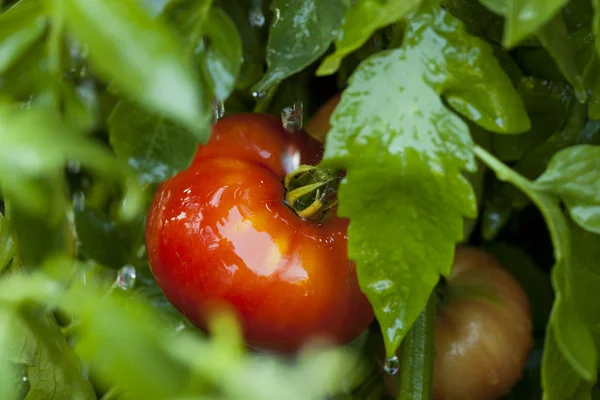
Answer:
[396,288,437,400]
[283,165,339,219]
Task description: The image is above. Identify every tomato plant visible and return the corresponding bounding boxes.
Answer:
[1,0,600,400]
[145,113,374,352]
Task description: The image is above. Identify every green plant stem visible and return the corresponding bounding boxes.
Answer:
[396,290,436,400]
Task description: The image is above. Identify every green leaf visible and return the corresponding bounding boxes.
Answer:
[66,289,193,399]
[252,0,346,94]
[317,0,422,76]
[542,328,584,400]
[515,102,586,180]
[19,310,95,400]
[215,0,266,89]
[74,209,134,269]
[0,40,50,101]
[140,0,172,17]
[535,145,600,234]
[535,14,587,102]
[61,0,206,135]
[479,0,570,48]
[108,101,198,184]
[590,72,600,119]
[489,77,573,162]
[544,223,600,398]
[0,0,47,75]
[165,1,242,103]
[441,0,504,44]
[320,0,529,355]
[200,7,243,101]
[0,213,16,272]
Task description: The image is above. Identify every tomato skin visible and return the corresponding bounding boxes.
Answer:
[385,246,533,400]
[145,113,374,353]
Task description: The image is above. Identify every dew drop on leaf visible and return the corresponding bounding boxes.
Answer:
[212,99,225,123]
[383,355,399,375]
[281,101,303,133]
[22,376,28,383]
[116,265,137,290]
[72,192,85,212]
[272,8,281,27]
[67,161,82,174]
[248,0,265,27]
[252,91,266,99]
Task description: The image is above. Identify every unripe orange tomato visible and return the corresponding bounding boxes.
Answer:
[385,246,533,400]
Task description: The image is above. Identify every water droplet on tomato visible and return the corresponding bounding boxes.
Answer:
[282,101,303,132]
[116,265,136,290]
[248,1,265,27]
[72,192,85,212]
[383,355,399,375]
[212,99,225,123]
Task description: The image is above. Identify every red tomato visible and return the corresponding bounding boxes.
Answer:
[145,113,374,353]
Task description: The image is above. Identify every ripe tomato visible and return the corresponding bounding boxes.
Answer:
[385,246,533,400]
[145,113,374,353]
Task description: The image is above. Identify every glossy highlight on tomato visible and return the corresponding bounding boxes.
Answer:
[145,113,375,353]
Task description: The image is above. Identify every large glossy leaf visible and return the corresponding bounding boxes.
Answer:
[61,0,206,135]
[317,0,422,76]
[252,0,346,94]
[0,0,47,74]
[320,0,528,356]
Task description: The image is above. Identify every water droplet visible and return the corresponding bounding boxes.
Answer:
[72,192,85,212]
[383,355,400,375]
[248,1,265,27]
[281,101,303,133]
[272,8,281,27]
[67,161,81,174]
[22,376,29,382]
[116,265,136,290]
[212,99,225,123]
[136,244,146,259]
[252,91,266,99]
